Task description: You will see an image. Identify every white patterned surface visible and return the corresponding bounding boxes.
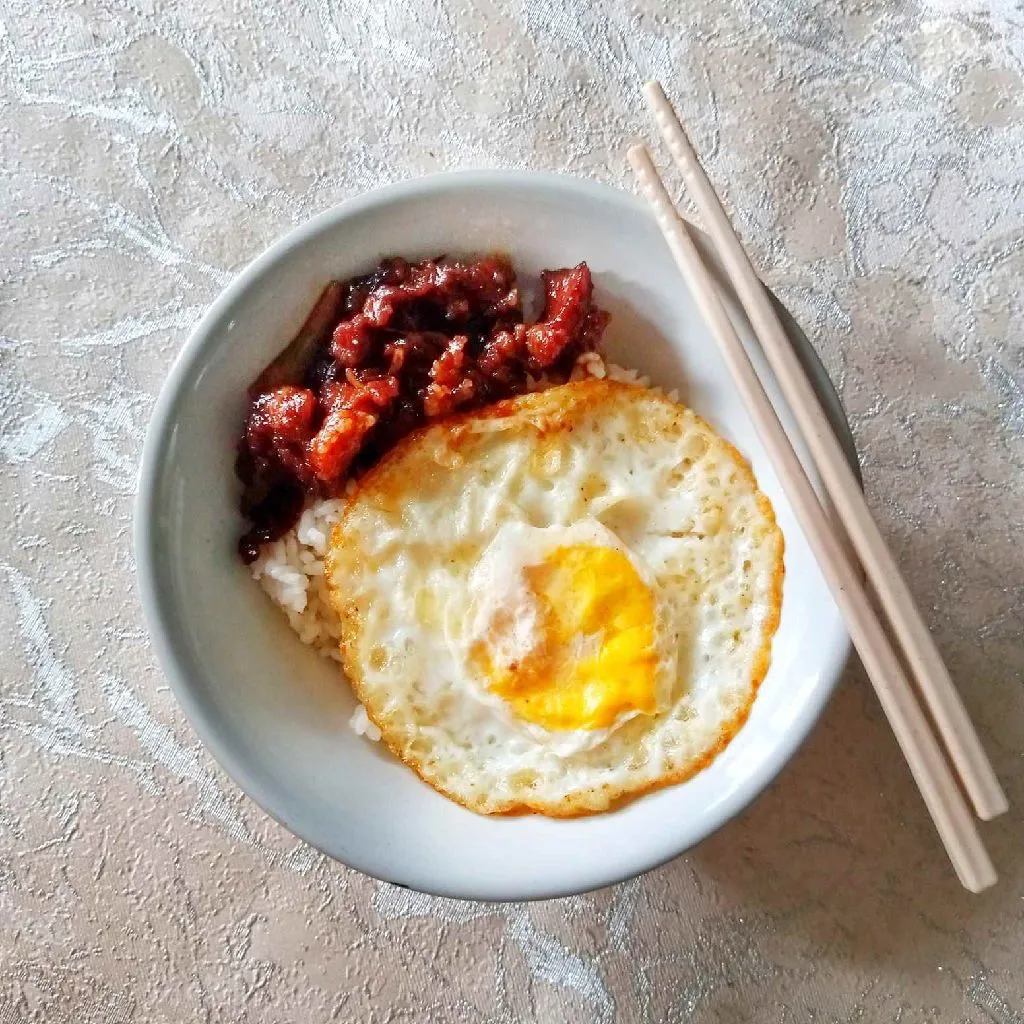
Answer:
[2,1,1023,1020]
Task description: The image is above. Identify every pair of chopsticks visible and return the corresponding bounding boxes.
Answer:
[629,81,1007,892]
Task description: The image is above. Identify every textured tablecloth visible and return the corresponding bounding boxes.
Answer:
[2,1,1022,1020]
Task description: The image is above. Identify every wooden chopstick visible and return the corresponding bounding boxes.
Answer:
[641,80,1007,824]
[627,144,997,892]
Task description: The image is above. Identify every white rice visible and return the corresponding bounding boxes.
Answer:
[249,352,678,734]
[248,498,347,661]
[348,703,382,741]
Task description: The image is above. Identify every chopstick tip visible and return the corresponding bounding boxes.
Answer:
[642,79,665,102]
[977,790,1009,821]
[626,141,650,166]
[965,865,999,893]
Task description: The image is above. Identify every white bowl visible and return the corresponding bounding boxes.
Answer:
[136,171,854,901]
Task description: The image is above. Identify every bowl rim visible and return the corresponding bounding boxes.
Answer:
[135,169,856,901]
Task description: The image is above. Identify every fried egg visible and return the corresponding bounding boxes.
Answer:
[326,379,784,816]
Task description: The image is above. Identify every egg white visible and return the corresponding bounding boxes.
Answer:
[326,380,784,816]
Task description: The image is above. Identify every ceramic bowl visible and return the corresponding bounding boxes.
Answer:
[136,170,854,900]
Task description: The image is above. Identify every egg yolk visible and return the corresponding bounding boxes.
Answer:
[483,544,659,731]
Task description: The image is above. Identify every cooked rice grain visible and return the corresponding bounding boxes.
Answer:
[249,498,346,660]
